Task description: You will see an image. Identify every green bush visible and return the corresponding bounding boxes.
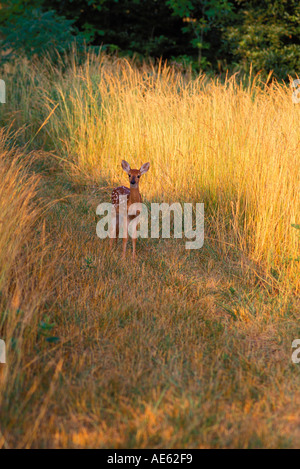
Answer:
[1,0,299,79]
[0,7,84,61]
[224,0,300,79]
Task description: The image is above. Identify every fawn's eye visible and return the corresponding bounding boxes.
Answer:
[137,175,140,178]
[129,174,131,177]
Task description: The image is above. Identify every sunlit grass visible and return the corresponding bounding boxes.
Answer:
[0,130,61,448]
[3,53,298,289]
[0,53,299,448]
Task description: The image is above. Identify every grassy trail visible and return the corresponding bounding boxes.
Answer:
[0,54,299,448]
[1,169,298,449]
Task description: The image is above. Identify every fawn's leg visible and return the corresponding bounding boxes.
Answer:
[109,226,114,251]
[122,218,128,259]
[132,216,140,261]
[109,215,117,250]
[115,216,119,246]
[132,236,136,261]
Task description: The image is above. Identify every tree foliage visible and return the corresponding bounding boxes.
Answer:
[0,0,299,79]
[225,0,300,78]
[0,1,83,60]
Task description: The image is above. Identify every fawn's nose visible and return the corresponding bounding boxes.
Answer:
[131,177,136,184]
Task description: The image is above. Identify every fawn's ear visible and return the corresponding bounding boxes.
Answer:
[121,160,131,174]
[140,162,150,174]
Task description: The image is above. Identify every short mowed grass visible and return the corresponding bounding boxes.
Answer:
[0,52,299,448]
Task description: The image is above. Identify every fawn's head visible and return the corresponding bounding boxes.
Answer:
[121,160,150,188]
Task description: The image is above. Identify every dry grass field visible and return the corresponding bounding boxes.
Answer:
[0,53,299,448]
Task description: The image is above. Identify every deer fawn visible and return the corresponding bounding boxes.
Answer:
[110,160,150,260]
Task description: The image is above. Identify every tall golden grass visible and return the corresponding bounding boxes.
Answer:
[0,53,299,448]
[3,54,299,289]
[0,130,59,448]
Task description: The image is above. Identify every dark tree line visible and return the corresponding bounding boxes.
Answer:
[1,0,300,79]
